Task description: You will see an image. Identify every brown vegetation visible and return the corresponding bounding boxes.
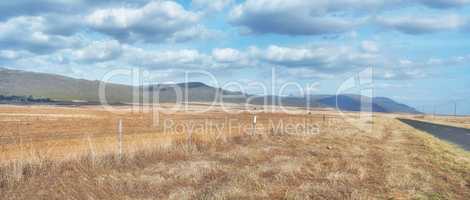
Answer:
[413,115,470,129]
[0,105,469,199]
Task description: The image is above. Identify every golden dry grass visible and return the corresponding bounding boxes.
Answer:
[0,105,469,199]
[409,114,470,129]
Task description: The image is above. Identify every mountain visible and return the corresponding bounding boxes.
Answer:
[146,82,245,103]
[316,95,386,112]
[0,68,419,113]
[314,95,419,114]
[372,97,420,113]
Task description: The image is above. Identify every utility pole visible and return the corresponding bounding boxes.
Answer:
[454,101,457,117]
[420,105,426,115]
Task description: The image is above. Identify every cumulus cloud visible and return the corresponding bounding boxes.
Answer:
[73,40,122,63]
[375,69,427,80]
[119,46,256,70]
[168,25,221,43]
[55,45,254,71]
[253,45,335,67]
[0,50,30,60]
[3,41,463,81]
[0,1,82,20]
[0,0,149,20]
[41,14,84,36]
[250,45,382,74]
[0,16,81,54]
[0,50,34,66]
[0,0,216,56]
[120,46,212,69]
[377,15,466,34]
[229,0,370,36]
[3,0,469,85]
[417,0,470,9]
[243,44,440,80]
[86,1,206,43]
[212,48,243,63]
[370,54,470,80]
[1,0,467,23]
[228,0,470,36]
[426,55,470,66]
[67,43,391,77]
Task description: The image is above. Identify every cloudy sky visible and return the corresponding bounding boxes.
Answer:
[0,0,469,114]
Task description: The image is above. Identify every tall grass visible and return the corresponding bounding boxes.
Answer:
[1,115,469,199]
[0,131,239,192]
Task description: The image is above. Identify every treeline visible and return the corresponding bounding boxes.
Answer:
[0,95,53,103]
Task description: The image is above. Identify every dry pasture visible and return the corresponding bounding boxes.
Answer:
[0,105,469,199]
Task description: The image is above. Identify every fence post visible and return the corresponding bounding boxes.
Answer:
[252,114,257,136]
[188,127,192,149]
[118,119,123,160]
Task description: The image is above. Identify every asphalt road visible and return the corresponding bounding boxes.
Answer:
[398,118,470,151]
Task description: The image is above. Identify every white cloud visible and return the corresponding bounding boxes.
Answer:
[228,0,384,36]
[0,16,81,53]
[228,0,470,36]
[0,1,150,20]
[375,69,427,80]
[74,40,122,63]
[86,1,205,43]
[256,45,335,67]
[426,55,470,66]
[3,42,466,82]
[285,68,336,79]
[0,1,218,46]
[168,25,221,43]
[251,45,383,73]
[212,48,242,63]
[0,50,27,60]
[377,15,466,34]
[417,0,470,8]
[121,46,211,69]
[244,44,446,80]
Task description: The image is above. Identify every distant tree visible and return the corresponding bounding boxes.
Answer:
[0,95,53,103]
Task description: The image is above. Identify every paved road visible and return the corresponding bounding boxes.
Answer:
[398,118,470,151]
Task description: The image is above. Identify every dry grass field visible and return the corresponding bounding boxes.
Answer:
[0,105,469,199]
[411,115,470,129]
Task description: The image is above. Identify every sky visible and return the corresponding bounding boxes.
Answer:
[0,0,469,114]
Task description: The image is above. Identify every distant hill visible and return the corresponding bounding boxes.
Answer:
[0,68,419,113]
[314,95,419,114]
[0,68,133,103]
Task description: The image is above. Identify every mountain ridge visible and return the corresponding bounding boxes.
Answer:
[0,68,419,113]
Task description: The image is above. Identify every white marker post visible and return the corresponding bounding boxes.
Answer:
[118,119,123,160]
[252,115,257,136]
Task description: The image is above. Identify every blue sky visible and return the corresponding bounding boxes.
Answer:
[0,0,469,114]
